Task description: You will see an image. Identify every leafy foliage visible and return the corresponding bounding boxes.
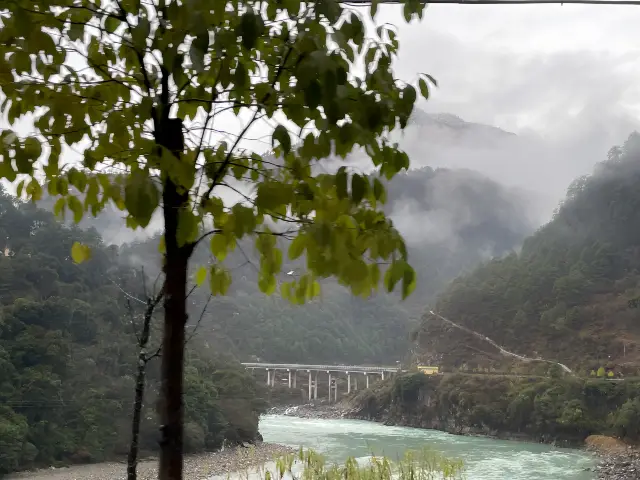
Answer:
[416,133,640,371]
[0,0,432,302]
[350,373,640,444]
[0,191,266,475]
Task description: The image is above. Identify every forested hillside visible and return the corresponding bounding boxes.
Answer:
[0,190,266,475]
[416,132,640,372]
[115,165,533,366]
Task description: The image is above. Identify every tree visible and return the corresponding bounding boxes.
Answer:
[0,1,431,478]
[125,283,164,480]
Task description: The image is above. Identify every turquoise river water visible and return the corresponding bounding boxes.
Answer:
[257,414,596,480]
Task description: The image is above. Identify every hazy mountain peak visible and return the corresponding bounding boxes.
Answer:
[407,109,516,139]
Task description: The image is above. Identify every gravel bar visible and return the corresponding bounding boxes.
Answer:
[8,443,296,480]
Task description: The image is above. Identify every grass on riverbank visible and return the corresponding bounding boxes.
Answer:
[235,447,465,479]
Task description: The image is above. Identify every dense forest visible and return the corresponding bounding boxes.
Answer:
[349,372,640,445]
[0,190,266,475]
[416,132,640,372]
[113,165,534,365]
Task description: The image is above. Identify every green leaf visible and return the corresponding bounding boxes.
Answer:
[309,280,321,298]
[210,233,229,261]
[272,125,291,154]
[124,171,159,228]
[67,195,84,223]
[288,235,306,260]
[373,178,386,203]
[384,261,405,293]
[68,23,85,42]
[71,242,91,264]
[210,265,232,296]
[237,10,263,50]
[195,266,207,287]
[351,173,367,205]
[402,265,417,299]
[258,273,277,295]
[423,73,438,88]
[24,137,42,160]
[418,77,429,100]
[176,209,199,247]
[131,17,150,51]
[403,2,413,22]
[53,197,66,218]
[336,167,348,200]
[403,85,417,108]
[104,16,120,34]
[371,0,380,17]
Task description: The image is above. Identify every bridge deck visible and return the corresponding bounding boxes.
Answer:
[241,362,399,373]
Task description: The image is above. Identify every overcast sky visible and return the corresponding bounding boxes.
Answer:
[381,4,639,199]
[234,3,640,223]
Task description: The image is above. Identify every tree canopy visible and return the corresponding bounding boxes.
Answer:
[0,1,433,477]
[0,0,430,301]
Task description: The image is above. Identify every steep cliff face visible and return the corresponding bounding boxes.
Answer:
[346,372,640,446]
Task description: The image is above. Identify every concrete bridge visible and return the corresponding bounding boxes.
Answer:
[242,362,400,402]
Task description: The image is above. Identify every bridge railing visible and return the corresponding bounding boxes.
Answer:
[241,362,400,373]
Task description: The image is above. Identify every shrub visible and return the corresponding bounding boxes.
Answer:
[262,448,465,480]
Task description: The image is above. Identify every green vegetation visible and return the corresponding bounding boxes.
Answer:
[0,191,266,475]
[262,448,465,480]
[416,132,640,371]
[350,372,640,445]
[1,1,434,475]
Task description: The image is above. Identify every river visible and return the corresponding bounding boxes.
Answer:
[257,414,596,480]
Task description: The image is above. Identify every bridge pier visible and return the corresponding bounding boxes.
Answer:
[314,371,318,400]
[243,363,400,396]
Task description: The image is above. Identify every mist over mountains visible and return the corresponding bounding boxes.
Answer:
[415,132,640,372]
[34,111,545,363]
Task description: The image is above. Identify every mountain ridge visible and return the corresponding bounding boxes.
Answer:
[414,132,640,373]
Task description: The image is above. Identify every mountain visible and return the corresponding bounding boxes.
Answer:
[414,132,640,373]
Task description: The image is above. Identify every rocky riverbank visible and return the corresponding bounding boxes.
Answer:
[586,436,640,480]
[267,402,347,420]
[8,443,296,480]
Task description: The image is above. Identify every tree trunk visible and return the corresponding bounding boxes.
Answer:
[157,118,191,480]
[128,296,159,480]
[128,347,147,480]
